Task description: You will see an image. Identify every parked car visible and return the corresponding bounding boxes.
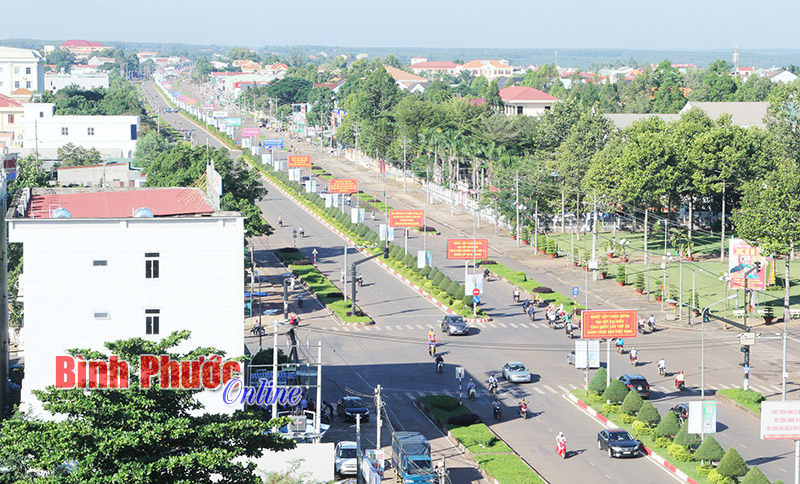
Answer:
[334,441,358,476]
[441,315,469,335]
[337,396,369,422]
[618,374,651,399]
[597,429,641,458]
[502,362,531,383]
[670,403,689,424]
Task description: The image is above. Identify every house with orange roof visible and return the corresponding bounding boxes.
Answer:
[410,61,462,77]
[383,65,427,90]
[459,60,513,81]
[59,39,105,58]
[499,86,559,117]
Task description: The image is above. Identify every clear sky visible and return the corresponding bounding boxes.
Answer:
[5,0,798,50]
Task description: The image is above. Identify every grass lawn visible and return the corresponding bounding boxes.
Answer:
[489,263,582,312]
[717,388,764,415]
[473,455,545,484]
[571,389,711,484]
[450,424,513,454]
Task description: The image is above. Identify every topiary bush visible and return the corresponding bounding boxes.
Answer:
[616,265,626,284]
[431,271,444,286]
[635,273,646,292]
[717,447,748,481]
[694,435,724,465]
[531,286,553,293]
[603,403,621,414]
[674,421,701,449]
[402,253,415,268]
[602,379,629,404]
[707,468,735,484]
[652,411,680,439]
[420,266,431,278]
[446,281,461,298]
[620,389,643,415]
[462,295,475,307]
[588,368,607,395]
[668,443,695,462]
[619,413,636,424]
[636,401,661,427]
[631,420,651,437]
[438,276,453,292]
[740,466,770,484]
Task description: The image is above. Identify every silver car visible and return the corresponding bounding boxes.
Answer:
[441,315,469,335]
[502,361,531,383]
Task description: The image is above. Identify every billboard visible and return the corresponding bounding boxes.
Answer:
[389,209,424,228]
[212,111,228,119]
[262,139,284,149]
[242,128,260,137]
[574,340,600,369]
[186,98,197,105]
[329,179,358,194]
[288,155,311,168]
[446,239,489,260]
[581,309,638,339]
[178,95,189,101]
[225,117,243,127]
[201,103,214,111]
[729,239,768,290]
[761,401,800,440]
[688,401,717,435]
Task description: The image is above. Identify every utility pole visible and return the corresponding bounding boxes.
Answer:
[534,199,539,252]
[356,413,362,484]
[515,171,520,248]
[591,190,598,281]
[354,124,360,171]
[575,188,580,241]
[402,137,407,194]
[561,188,566,234]
[375,385,383,455]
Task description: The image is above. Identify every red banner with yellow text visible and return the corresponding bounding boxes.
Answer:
[581,309,638,339]
[389,210,424,228]
[329,179,358,194]
[288,155,311,168]
[446,239,489,260]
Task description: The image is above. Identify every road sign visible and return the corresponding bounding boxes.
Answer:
[761,401,800,439]
[739,332,757,346]
[472,296,480,304]
[744,365,751,374]
[472,288,481,296]
[572,286,579,296]
[312,249,318,255]
[262,139,283,149]
[455,367,464,379]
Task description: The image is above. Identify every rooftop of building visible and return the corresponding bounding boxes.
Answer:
[499,86,560,102]
[0,46,44,60]
[7,187,232,220]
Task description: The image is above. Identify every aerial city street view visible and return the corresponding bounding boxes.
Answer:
[2,1,800,483]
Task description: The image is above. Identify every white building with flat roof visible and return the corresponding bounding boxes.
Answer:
[8,185,245,417]
[44,72,109,93]
[0,46,45,97]
[22,103,139,158]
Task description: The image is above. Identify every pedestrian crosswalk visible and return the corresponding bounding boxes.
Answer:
[328,320,560,332]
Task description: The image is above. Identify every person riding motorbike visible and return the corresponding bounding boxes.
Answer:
[658,357,667,376]
[435,354,444,371]
[565,321,573,338]
[616,338,624,353]
[513,287,521,302]
[556,432,567,458]
[299,226,305,237]
[483,268,490,280]
[522,298,530,313]
[277,216,283,227]
[648,314,657,332]
[527,304,535,320]
[488,373,499,394]
[533,294,542,306]
[630,347,638,366]
[675,371,686,390]
[519,398,528,418]
[548,311,557,328]
[492,399,502,419]
[428,341,436,357]
[638,318,646,333]
[356,274,363,287]
[467,379,477,399]
[428,329,435,343]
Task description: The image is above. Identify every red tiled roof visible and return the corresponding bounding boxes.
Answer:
[411,61,460,69]
[27,188,214,219]
[468,98,486,106]
[499,86,559,102]
[0,94,22,108]
[384,65,426,82]
[60,39,103,48]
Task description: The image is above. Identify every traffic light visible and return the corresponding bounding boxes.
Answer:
[740,346,750,366]
[702,308,710,323]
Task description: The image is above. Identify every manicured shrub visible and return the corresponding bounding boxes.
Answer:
[546,238,557,255]
[636,401,661,427]
[619,413,636,424]
[667,443,695,462]
[674,421,700,448]
[293,258,313,266]
[653,436,672,448]
[694,435,724,464]
[616,265,626,284]
[601,379,628,404]
[389,245,403,259]
[631,420,651,437]
[428,267,440,281]
[446,281,461,298]
[717,447,748,481]
[438,276,453,291]
[602,403,621,414]
[402,253,415,268]
[635,273,646,292]
[462,295,475,307]
[707,469,734,484]
[652,411,680,439]
[620,389,643,415]
[447,413,482,427]
[740,466,770,484]
[531,286,553,293]
[588,368,607,395]
[420,266,431,278]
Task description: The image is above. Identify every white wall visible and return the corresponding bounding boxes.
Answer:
[22,103,139,157]
[45,73,109,93]
[0,49,44,96]
[248,443,334,483]
[9,216,245,418]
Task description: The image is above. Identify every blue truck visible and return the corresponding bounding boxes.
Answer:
[391,431,435,483]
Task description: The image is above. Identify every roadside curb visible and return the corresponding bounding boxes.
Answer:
[565,392,699,484]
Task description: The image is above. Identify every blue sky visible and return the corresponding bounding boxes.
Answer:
[6,0,797,50]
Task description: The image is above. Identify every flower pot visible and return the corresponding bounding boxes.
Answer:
[548,253,556,258]
[764,317,775,324]
[686,256,694,261]
[655,296,663,302]
[693,310,700,317]
[621,257,629,263]
[572,262,579,267]
[634,289,643,294]
[617,281,625,287]
[539,249,546,255]
[511,235,517,240]
[606,253,614,259]
[599,273,606,279]
[522,240,529,245]
[669,302,676,307]
[582,266,588,272]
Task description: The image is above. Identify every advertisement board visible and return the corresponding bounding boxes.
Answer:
[212,111,228,119]
[329,179,358,194]
[178,95,189,101]
[574,340,600,369]
[288,155,311,168]
[262,139,284,149]
[580,309,638,339]
[242,128,260,137]
[446,239,489,260]
[201,103,214,111]
[389,210,425,227]
[761,401,800,440]
[729,239,768,290]
[186,98,197,105]
[225,117,243,127]
[688,401,717,434]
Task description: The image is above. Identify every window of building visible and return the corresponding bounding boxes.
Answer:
[87,127,95,136]
[516,106,523,115]
[93,312,110,320]
[25,81,30,89]
[61,127,68,136]
[13,67,18,74]
[39,111,43,118]
[14,81,19,89]
[130,124,137,140]
[93,260,107,266]
[544,106,551,111]
[145,309,160,335]
[25,67,30,75]
[145,253,159,279]
[7,115,13,124]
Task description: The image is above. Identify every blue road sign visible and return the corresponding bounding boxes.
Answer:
[472,296,480,304]
[572,286,580,296]
[262,139,284,149]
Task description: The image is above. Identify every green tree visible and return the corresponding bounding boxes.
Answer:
[601,379,628,404]
[485,80,502,111]
[588,367,607,395]
[521,64,558,92]
[192,57,213,81]
[0,331,295,483]
[11,155,50,191]
[652,411,680,438]
[635,401,661,426]
[227,47,259,61]
[732,161,800,325]
[701,60,740,102]
[56,143,103,167]
[765,80,800,162]
[135,131,173,167]
[737,74,774,102]
[620,388,643,415]
[740,466,770,484]
[717,447,749,480]
[694,435,724,464]
[652,60,687,113]
[46,48,75,73]
[470,76,489,97]
[673,421,700,448]
[266,77,313,106]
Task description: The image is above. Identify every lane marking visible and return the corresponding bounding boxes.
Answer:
[543,384,557,394]
[533,387,546,395]
[509,323,519,328]
[405,392,415,400]
[557,385,569,393]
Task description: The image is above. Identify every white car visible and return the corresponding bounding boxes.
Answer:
[334,441,358,476]
[502,361,532,383]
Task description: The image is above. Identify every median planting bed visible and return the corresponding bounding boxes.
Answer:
[717,388,765,415]
[486,261,582,312]
[419,395,544,484]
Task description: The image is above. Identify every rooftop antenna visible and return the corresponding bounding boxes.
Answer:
[733,43,739,71]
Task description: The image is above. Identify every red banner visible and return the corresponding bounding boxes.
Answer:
[329,179,358,194]
[446,239,488,260]
[288,155,311,168]
[581,310,638,339]
[389,210,424,228]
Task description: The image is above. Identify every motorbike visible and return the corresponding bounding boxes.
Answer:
[488,380,498,394]
[297,295,304,307]
[548,317,556,330]
[513,292,520,303]
[676,379,685,391]
[658,365,666,377]
[468,387,476,400]
[616,343,624,354]
[556,441,567,459]
[630,355,638,366]
[493,405,502,420]
[436,361,443,374]
[638,321,648,334]
[356,276,363,287]
[565,328,573,339]
[648,320,656,333]
[250,325,265,336]
[429,344,436,358]
[484,269,490,280]
[519,403,527,419]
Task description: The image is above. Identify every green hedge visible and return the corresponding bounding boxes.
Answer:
[473,454,545,484]
[450,425,512,454]
[718,388,765,415]
[490,263,582,312]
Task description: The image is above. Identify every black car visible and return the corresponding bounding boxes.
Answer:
[618,374,651,399]
[670,403,689,424]
[597,429,642,458]
[441,315,469,335]
[337,396,369,422]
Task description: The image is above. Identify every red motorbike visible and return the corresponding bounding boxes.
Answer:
[556,441,567,458]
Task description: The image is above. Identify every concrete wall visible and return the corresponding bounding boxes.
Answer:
[250,443,335,482]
